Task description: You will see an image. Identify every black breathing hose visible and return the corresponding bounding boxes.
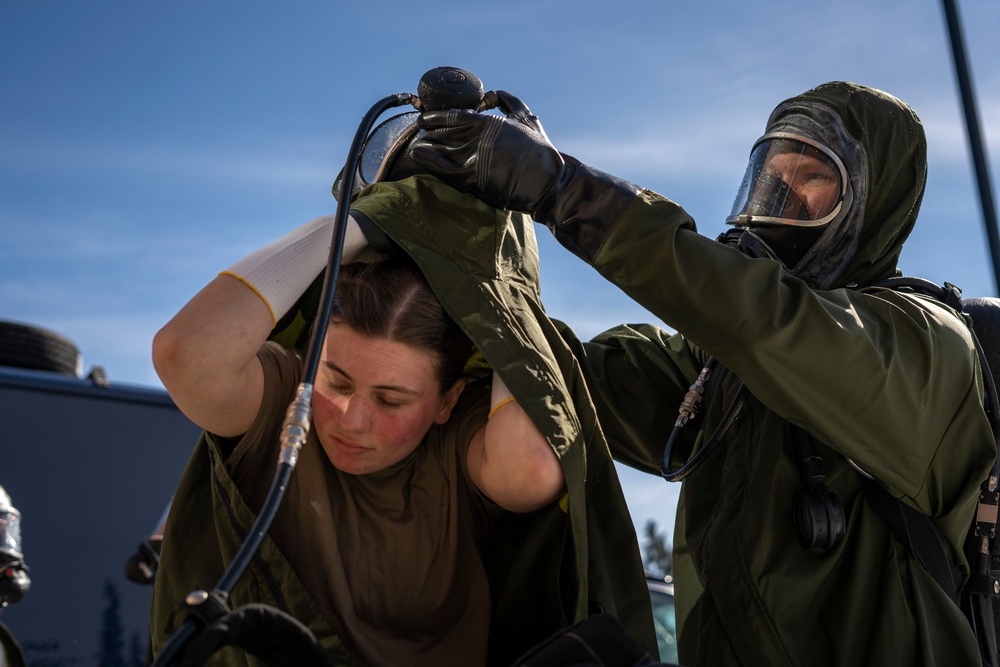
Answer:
[660,358,748,482]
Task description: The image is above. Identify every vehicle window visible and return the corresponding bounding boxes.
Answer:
[649,588,678,664]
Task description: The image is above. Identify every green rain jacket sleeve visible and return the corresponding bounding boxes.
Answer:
[345,175,656,661]
[546,189,995,666]
[554,320,709,475]
[581,190,994,520]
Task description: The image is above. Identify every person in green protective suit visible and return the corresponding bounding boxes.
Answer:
[149,169,658,661]
[409,82,998,665]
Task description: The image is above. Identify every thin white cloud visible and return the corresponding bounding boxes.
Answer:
[0,136,341,191]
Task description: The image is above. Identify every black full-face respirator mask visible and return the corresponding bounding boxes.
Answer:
[332,67,502,204]
[332,110,424,203]
[721,132,850,276]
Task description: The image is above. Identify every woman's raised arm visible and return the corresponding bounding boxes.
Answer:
[153,215,370,437]
[466,372,565,512]
[153,274,271,437]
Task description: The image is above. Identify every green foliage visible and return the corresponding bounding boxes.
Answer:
[642,518,673,579]
[97,579,125,667]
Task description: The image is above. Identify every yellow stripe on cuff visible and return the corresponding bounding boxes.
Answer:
[487,396,516,420]
[218,271,277,327]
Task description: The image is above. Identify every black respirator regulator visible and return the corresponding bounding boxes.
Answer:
[332,66,504,203]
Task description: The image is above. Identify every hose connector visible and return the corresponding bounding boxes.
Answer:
[675,364,714,429]
[279,382,313,466]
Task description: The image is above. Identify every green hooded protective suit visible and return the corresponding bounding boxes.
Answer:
[150,178,656,665]
[544,82,996,665]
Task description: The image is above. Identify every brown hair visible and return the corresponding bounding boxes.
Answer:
[330,255,472,392]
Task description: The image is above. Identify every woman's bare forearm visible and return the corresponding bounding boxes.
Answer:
[153,275,270,437]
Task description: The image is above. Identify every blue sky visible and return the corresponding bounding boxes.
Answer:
[2,0,997,542]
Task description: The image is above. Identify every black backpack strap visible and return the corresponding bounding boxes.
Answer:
[859,475,962,601]
[864,277,1000,665]
[866,276,965,311]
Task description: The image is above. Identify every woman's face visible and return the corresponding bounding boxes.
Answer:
[312,322,463,475]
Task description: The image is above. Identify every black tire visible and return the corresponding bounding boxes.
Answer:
[0,320,82,376]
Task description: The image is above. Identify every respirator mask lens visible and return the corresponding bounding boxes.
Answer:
[334,112,420,202]
[727,136,845,228]
[360,112,420,184]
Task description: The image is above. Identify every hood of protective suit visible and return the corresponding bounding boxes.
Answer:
[742,81,927,290]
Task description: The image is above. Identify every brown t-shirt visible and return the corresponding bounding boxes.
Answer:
[226,342,498,665]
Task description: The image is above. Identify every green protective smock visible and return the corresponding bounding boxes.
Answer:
[545,83,997,665]
[150,177,656,666]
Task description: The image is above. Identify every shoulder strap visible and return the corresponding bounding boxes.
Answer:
[859,475,962,600]
[867,275,965,309]
[860,279,1000,572]
[862,276,1000,664]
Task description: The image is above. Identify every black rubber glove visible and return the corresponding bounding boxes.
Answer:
[410,90,564,214]
[410,91,643,262]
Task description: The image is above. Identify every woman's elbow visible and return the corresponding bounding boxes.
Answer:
[531,456,567,511]
[152,325,183,385]
[505,449,566,513]
[152,323,207,393]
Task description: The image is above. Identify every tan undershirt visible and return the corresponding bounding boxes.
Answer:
[226,342,498,665]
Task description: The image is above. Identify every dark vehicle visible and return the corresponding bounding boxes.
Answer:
[0,320,199,665]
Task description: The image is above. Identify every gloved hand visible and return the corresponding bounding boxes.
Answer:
[409,90,642,263]
[410,90,565,215]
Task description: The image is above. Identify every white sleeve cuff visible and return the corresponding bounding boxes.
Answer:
[220,214,368,325]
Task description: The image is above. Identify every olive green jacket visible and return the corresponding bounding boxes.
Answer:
[151,432,358,667]
[151,177,656,666]
[550,83,997,665]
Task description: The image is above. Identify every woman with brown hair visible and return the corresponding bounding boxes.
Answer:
[150,213,565,666]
